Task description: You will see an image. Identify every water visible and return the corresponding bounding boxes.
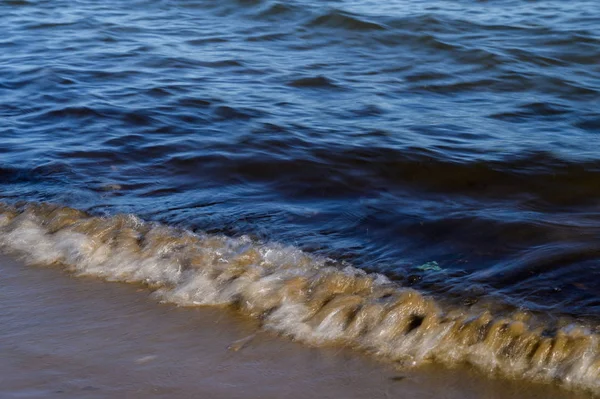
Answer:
[1,0,600,394]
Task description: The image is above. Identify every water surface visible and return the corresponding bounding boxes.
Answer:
[1,0,600,394]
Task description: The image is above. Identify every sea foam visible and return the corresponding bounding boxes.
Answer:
[0,202,598,394]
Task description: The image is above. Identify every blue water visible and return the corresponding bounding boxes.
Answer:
[2,0,600,318]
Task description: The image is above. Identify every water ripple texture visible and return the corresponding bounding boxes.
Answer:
[1,0,600,362]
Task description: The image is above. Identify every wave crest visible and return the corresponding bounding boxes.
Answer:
[0,202,599,394]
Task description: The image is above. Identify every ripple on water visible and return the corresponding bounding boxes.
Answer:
[1,3,600,390]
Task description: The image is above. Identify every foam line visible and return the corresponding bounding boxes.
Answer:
[0,202,598,394]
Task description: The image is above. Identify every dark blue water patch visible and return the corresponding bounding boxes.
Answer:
[286,75,343,89]
[307,10,388,31]
[254,2,301,19]
[575,116,600,132]
[488,101,572,123]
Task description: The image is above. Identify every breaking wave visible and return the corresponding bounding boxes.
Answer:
[0,202,598,394]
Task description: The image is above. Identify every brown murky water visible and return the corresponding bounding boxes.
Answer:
[0,253,589,399]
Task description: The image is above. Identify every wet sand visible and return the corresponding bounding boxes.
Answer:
[0,254,588,399]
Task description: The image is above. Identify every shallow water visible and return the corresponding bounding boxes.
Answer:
[1,253,587,399]
[1,0,600,394]
[2,202,600,394]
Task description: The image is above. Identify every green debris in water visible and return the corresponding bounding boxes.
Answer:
[416,261,442,272]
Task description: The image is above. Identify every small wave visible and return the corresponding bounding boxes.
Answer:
[213,105,263,120]
[166,147,600,206]
[576,116,600,132]
[24,21,78,30]
[175,97,214,108]
[286,75,342,89]
[198,59,244,68]
[43,106,106,120]
[246,32,287,42]
[489,102,572,123]
[255,2,299,19]
[184,37,229,45]
[4,0,32,5]
[0,202,599,394]
[307,10,387,31]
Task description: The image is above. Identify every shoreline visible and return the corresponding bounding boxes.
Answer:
[0,203,599,394]
[0,253,587,399]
